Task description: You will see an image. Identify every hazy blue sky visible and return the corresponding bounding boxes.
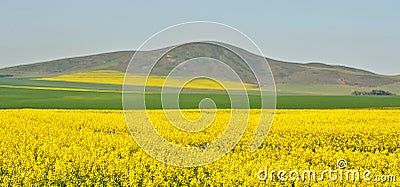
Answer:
[1,1,399,75]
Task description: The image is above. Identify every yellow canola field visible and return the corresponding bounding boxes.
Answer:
[38,70,258,91]
[0,109,399,186]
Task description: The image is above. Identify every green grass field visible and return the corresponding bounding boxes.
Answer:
[1,86,400,109]
[1,77,400,109]
[0,77,121,90]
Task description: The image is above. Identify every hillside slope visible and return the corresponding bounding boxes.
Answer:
[0,48,398,88]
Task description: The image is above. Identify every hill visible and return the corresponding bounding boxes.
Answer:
[0,45,399,94]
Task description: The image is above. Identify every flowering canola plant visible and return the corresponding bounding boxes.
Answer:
[0,109,399,186]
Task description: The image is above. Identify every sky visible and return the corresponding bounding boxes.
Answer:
[0,0,399,75]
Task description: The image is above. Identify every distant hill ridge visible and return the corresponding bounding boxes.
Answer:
[0,48,399,88]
